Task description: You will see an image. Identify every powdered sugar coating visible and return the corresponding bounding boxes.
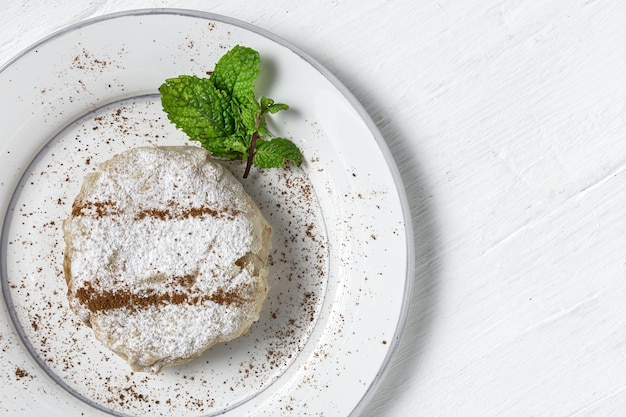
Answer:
[62,146,271,372]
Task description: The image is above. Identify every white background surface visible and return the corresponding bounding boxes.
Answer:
[1,1,625,416]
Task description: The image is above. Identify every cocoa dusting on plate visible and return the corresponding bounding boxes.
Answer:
[15,367,30,379]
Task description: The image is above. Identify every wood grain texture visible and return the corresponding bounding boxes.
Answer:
[1,1,625,416]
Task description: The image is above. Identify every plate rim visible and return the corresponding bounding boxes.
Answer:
[0,8,415,416]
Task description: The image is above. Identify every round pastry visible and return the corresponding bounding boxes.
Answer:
[62,146,271,373]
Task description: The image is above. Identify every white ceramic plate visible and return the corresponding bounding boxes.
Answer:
[0,9,413,417]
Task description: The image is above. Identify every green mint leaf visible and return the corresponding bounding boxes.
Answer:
[260,96,289,114]
[260,96,273,110]
[203,136,247,159]
[256,125,271,138]
[211,45,259,103]
[159,75,237,148]
[236,96,262,142]
[159,45,304,178]
[253,137,303,168]
[268,103,289,114]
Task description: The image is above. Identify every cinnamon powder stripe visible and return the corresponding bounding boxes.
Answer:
[71,200,120,217]
[134,205,241,221]
[74,281,251,313]
[71,200,241,221]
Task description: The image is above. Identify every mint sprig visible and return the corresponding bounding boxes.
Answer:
[159,45,303,178]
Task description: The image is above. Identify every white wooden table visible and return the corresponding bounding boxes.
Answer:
[1,1,625,416]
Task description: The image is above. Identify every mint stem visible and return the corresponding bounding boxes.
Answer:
[243,130,259,178]
[243,108,267,178]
